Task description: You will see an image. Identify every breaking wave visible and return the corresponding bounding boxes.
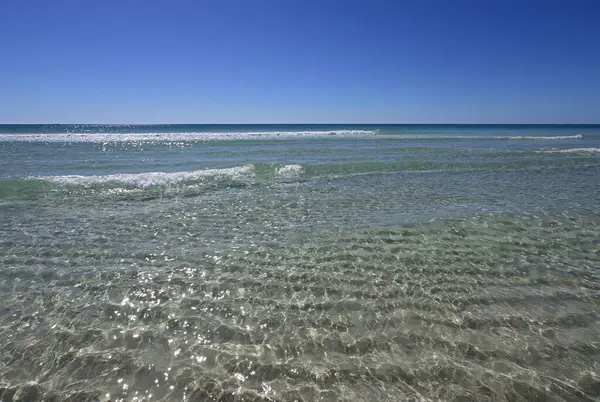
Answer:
[37,165,256,189]
[536,147,600,155]
[276,164,303,179]
[503,134,583,140]
[32,164,309,189]
[373,134,584,141]
[0,132,583,143]
[0,130,377,143]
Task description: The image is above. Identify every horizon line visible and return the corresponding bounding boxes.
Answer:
[1,122,600,126]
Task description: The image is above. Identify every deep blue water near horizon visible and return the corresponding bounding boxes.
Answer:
[1,124,599,401]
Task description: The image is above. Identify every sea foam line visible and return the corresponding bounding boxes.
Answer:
[0,130,377,143]
[504,134,583,140]
[0,132,582,143]
[374,134,583,140]
[536,147,600,155]
[38,165,256,188]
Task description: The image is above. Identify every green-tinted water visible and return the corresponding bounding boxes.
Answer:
[1,125,599,401]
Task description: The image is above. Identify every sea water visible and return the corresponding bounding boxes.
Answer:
[1,124,599,401]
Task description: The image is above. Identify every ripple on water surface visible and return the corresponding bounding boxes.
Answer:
[1,125,599,400]
[1,207,600,401]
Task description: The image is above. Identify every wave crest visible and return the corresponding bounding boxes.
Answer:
[39,165,256,189]
[35,164,310,189]
[0,132,583,143]
[0,130,377,143]
[373,134,583,140]
[537,147,600,155]
[277,164,303,179]
[504,134,583,140]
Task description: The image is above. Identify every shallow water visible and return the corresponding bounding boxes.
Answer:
[1,124,599,401]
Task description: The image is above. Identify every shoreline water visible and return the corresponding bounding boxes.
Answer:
[1,124,599,401]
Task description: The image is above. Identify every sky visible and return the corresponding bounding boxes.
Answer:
[0,0,599,124]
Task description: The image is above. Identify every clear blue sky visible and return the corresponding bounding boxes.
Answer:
[1,0,599,123]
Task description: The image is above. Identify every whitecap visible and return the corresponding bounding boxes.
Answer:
[504,134,583,140]
[536,147,600,155]
[0,130,377,143]
[277,164,303,179]
[38,165,255,189]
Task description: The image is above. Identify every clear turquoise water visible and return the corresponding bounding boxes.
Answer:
[1,124,599,401]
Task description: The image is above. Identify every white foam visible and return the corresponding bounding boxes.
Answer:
[503,134,583,140]
[0,130,377,143]
[362,134,583,140]
[0,131,582,142]
[537,147,600,155]
[277,164,303,179]
[38,165,255,189]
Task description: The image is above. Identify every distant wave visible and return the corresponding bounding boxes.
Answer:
[0,132,583,143]
[536,147,600,155]
[373,134,584,141]
[504,134,583,140]
[0,130,377,143]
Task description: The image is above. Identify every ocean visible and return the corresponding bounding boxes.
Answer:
[1,124,599,401]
